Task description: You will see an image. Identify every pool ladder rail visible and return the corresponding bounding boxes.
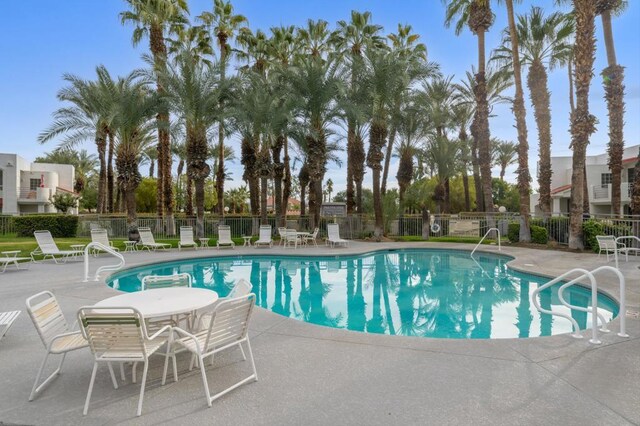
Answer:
[471,227,501,257]
[83,242,125,282]
[531,266,628,344]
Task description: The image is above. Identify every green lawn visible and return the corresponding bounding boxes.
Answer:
[394,235,500,244]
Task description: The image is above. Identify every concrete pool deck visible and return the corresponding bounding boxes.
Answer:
[0,242,638,425]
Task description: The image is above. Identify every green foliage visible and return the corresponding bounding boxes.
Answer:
[531,225,548,244]
[79,185,98,212]
[491,178,519,212]
[50,192,78,213]
[13,215,79,238]
[333,188,374,214]
[383,189,399,234]
[582,219,631,252]
[508,222,520,243]
[135,178,158,213]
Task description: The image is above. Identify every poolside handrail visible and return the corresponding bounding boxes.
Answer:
[83,242,125,282]
[471,227,501,257]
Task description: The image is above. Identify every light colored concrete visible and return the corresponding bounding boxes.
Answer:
[0,242,638,425]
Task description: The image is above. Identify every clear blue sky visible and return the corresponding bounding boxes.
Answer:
[1,0,639,193]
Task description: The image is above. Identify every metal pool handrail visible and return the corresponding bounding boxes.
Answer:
[83,242,125,282]
[471,227,501,257]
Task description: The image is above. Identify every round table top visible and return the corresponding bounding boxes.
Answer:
[94,287,217,318]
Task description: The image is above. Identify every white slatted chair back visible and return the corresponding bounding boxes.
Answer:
[259,225,272,241]
[311,227,319,238]
[138,227,156,245]
[228,279,252,298]
[218,226,233,244]
[203,294,255,352]
[596,235,616,250]
[327,223,340,240]
[34,231,60,254]
[78,307,147,358]
[180,227,196,245]
[278,227,287,240]
[141,273,192,291]
[285,229,298,243]
[91,229,110,247]
[26,291,71,349]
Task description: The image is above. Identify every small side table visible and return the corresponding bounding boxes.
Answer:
[242,236,252,247]
[70,244,85,258]
[123,241,138,253]
[199,238,210,249]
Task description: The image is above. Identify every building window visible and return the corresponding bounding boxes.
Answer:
[601,173,612,187]
[30,178,41,191]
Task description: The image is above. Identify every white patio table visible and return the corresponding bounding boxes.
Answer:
[94,287,217,318]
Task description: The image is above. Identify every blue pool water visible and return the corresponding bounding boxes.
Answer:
[107,249,618,339]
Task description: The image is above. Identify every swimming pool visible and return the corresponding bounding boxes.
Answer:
[107,249,618,339]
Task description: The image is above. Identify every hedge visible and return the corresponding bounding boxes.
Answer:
[13,215,79,238]
[582,219,631,252]
[508,222,549,244]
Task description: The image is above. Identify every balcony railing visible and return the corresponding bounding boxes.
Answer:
[590,183,633,202]
[18,187,51,202]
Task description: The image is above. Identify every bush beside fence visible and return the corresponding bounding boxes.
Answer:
[13,214,79,237]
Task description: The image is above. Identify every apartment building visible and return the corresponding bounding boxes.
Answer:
[0,153,77,215]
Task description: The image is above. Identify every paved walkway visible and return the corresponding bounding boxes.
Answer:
[0,242,638,425]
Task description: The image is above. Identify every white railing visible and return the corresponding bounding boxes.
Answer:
[471,227,501,257]
[531,266,628,344]
[83,242,125,282]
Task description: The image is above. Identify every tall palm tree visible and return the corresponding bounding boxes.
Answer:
[562,0,598,249]
[333,11,385,213]
[492,139,517,180]
[395,100,427,204]
[444,0,496,213]
[452,102,474,210]
[121,0,188,235]
[493,7,573,216]
[597,0,627,217]
[501,0,532,242]
[424,137,460,215]
[198,0,247,217]
[164,51,227,236]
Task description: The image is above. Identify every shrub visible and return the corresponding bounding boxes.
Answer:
[531,225,548,244]
[13,214,79,238]
[582,219,631,252]
[508,222,520,242]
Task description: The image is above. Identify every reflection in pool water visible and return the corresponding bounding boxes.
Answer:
[108,249,618,339]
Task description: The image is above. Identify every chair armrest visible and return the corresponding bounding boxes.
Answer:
[172,326,201,353]
[147,324,172,340]
[48,330,85,350]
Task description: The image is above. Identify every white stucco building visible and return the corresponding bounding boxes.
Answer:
[0,153,77,215]
[531,144,638,216]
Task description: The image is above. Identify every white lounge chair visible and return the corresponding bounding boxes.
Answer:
[217,225,235,249]
[178,226,198,251]
[90,228,120,257]
[283,229,300,249]
[31,230,83,263]
[596,235,624,262]
[26,291,89,401]
[77,307,175,417]
[277,227,287,246]
[326,223,349,248]
[165,294,258,408]
[0,310,20,342]
[138,227,171,251]
[254,225,273,248]
[303,227,320,247]
[0,251,31,273]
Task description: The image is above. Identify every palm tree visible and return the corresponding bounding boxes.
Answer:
[452,102,474,210]
[597,0,627,217]
[561,0,598,249]
[395,100,427,204]
[121,0,188,235]
[444,0,496,213]
[198,0,247,217]
[501,0,532,242]
[163,51,227,236]
[333,11,385,213]
[493,7,573,217]
[425,137,460,215]
[492,139,517,180]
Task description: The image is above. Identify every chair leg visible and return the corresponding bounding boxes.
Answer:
[136,361,149,417]
[107,362,119,389]
[29,352,50,401]
[132,362,137,383]
[246,338,258,382]
[83,362,98,416]
[198,356,213,407]
[239,343,247,361]
[120,363,126,382]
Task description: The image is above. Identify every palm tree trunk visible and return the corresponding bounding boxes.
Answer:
[462,171,470,211]
[353,132,366,214]
[216,122,226,217]
[107,132,115,213]
[476,30,494,214]
[260,176,268,225]
[568,57,576,114]
[282,137,292,226]
[148,159,155,178]
[569,0,598,249]
[569,58,590,215]
[367,122,387,240]
[272,137,284,227]
[381,98,400,195]
[600,8,625,217]
[529,60,552,217]
[346,120,356,214]
[96,129,107,214]
[195,178,205,237]
[185,176,193,216]
[471,136,483,211]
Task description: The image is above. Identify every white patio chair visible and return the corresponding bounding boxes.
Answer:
[77,307,175,417]
[217,225,235,249]
[90,228,120,257]
[596,235,624,262]
[254,225,273,248]
[326,223,349,248]
[141,273,193,330]
[178,226,198,251]
[615,235,640,261]
[303,227,320,247]
[26,291,88,401]
[194,278,253,332]
[164,294,258,408]
[283,229,300,249]
[0,310,20,342]
[277,227,287,246]
[31,230,83,263]
[138,227,171,251]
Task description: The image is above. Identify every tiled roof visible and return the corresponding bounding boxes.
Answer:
[551,184,572,195]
